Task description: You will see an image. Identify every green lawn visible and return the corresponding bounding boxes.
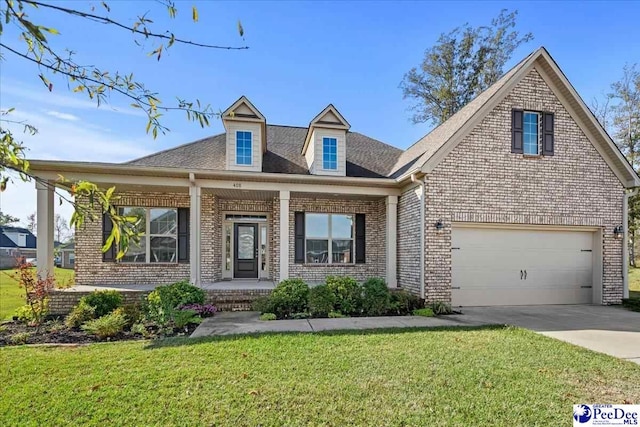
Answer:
[0,268,75,319]
[629,267,640,299]
[1,327,639,426]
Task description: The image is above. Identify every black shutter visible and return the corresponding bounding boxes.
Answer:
[102,212,116,262]
[177,208,190,263]
[511,109,524,154]
[355,213,366,264]
[294,212,305,264]
[542,112,554,156]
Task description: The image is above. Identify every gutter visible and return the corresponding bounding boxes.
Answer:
[623,188,639,299]
[411,173,426,300]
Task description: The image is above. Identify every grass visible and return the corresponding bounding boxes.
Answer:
[1,327,639,426]
[629,267,640,299]
[0,268,75,320]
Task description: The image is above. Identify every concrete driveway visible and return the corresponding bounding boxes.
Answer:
[461,305,640,364]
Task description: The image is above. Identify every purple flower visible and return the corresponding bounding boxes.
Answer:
[179,303,217,317]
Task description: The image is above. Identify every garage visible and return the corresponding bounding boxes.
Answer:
[451,226,600,306]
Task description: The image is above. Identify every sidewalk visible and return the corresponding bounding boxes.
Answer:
[190,311,492,338]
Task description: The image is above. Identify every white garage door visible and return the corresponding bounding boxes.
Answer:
[451,227,595,306]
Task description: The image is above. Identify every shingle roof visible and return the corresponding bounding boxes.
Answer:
[0,233,18,248]
[0,226,37,249]
[127,125,403,178]
[390,50,536,178]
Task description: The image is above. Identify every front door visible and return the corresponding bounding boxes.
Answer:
[234,223,258,278]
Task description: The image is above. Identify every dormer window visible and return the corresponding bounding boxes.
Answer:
[322,137,338,170]
[236,131,253,166]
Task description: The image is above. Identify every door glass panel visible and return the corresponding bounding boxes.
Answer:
[237,226,255,260]
[225,224,232,271]
[261,226,267,272]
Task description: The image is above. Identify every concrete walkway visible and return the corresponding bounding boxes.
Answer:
[462,305,640,364]
[190,311,491,338]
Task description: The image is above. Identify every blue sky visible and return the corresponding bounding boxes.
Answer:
[0,0,639,224]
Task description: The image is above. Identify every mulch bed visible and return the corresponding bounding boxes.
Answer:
[0,319,198,346]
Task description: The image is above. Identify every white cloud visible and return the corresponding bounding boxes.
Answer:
[45,110,80,121]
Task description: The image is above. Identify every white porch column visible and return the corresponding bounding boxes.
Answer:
[36,180,54,279]
[386,195,398,288]
[189,184,201,286]
[279,190,290,281]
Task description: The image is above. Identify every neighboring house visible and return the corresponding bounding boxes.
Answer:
[0,226,37,269]
[27,47,640,306]
[58,242,75,269]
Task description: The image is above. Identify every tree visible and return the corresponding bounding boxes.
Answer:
[0,1,247,258]
[54,213,69,243]
[593,64,640,266]
[0,210,20,226]
[400,9,533,126]
[26,212,36,234]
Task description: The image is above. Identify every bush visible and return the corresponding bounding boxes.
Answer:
[130,322,150,337]
[146,281,205,325]
[120,303,144,327]
[14,303,44,324]
[412,308,435,317]
[172,309,201,330]
[81,311,127,338]
[328,311,346,318]
[361,278,390,316]
[431,301,453,315]
[268,279,309,319]
[65,300,96,328]
[387,290,423,315]
[251,296,274,314]
[179,303,217,318]
[82,290,123,317]
[9,332,31,345]
[326,276,362,316]
[259,313,276,321]
[308,285,336,318]
[622,298,640,312]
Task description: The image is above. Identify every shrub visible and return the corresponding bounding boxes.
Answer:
[251,296,274,314]
[9,332,31,345]
[268,279,309,319]
[622,298,640,312]
[431,301,453,315]
[131,322,150,337]
[146,281,205,325]
[65,299,96,328]
[120,303,144,327]
[14,262,53,328]
[412,308,435,317]
[326,276,362,316]
[14,303,47,325]
[82,290,123,317]
[291,312,310,319]
[361,278,391,316]
[179,303,217,318]
[328,311,346,318]
[387,290,423,315]
[308,284,336,318]
[260,313,277,321]
[172,309,201,330]
[81,311,127,339]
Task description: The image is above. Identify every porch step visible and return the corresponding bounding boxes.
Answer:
[205,289,272,312]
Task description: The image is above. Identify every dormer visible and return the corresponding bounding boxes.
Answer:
[222,96,266,172]
[301,104,350,176]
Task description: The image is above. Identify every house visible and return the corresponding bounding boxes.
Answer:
[26,47,640,306]
[0,226,37,269]
[58,242,75,269]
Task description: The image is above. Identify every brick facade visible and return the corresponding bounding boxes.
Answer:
[397,186,422,295]
[423,68,625,304]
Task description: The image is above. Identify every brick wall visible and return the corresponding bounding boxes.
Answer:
[287,197,386,283]
[75,191,191,286]
[424,68,624,304]
[397,186,422,295]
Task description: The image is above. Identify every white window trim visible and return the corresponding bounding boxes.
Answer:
[523,111,540,156]
[321,137,338,171]
[235,130,254,167]
[305,213,354,264]
[120,207,178,264]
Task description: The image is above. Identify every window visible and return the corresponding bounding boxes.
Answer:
[523,112,539,155]
[236,131,253,165]
[305,213,353,263]
[120,207,178,263]
[322,137,337,170]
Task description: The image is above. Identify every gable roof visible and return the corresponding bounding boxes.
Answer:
[391,47,640,187]
[0,226,37,249]
[128,125,403,178]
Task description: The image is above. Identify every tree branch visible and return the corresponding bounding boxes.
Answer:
[23,0,249,50]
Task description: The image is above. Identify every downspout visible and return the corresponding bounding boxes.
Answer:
[411,173,426,300]
[623,187,639,299]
